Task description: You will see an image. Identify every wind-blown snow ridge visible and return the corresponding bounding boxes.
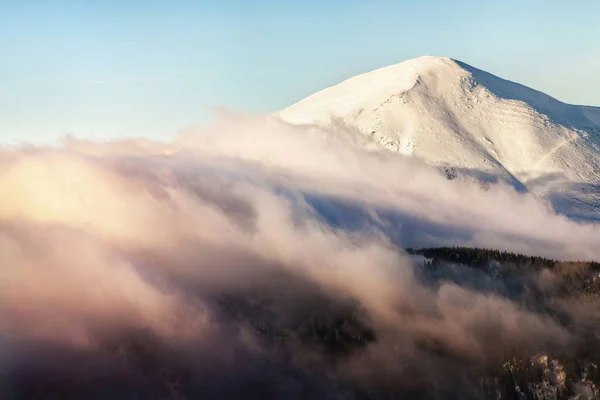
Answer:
[277,56,600,221]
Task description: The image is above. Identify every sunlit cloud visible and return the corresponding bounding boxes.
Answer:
[1,114,599,398]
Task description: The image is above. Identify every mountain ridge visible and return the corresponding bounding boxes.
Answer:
[277,56,600,221]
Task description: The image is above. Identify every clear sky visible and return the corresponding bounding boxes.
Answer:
[1,0,599,144]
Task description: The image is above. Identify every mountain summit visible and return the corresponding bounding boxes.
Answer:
[277,56,600,220]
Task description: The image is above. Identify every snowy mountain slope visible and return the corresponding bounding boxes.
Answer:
[277,56,600,221]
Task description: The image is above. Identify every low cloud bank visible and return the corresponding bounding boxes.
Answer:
[1,114,600,398]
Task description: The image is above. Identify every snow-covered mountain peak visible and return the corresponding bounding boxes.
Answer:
[278,56,468,128]
[277,56,600,221]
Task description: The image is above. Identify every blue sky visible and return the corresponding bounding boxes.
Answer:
[1,0,599,144]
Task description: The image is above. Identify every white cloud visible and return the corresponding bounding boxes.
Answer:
[1,114,598,397]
